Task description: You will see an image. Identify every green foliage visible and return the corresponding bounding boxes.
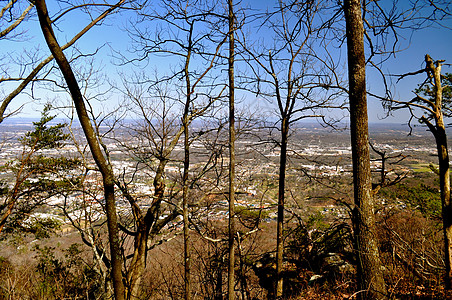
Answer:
[34,244,102,299]
[286,218,353,265]
[35,245,67,296]
[428,163,440,175]
[20,104,70,150]
[0,182,8,197]
[24,155,81,173]
[265,216,355,298]
[306,210,329,231]
[22,177,81,192]
[382,183,442,220]
[0,106,81,236]
[236,206,269,223]
[28,218,61,239]
[415,72,452,118]
[1,212,62,239]
[415,72,452,99]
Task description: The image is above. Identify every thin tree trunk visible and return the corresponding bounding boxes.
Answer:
[183,119,191,300]
[215,256,224,300]
[344,0,387,299]
[183,30,193,299]
[228,0,236,298]
[35,1,125,299]
[237,233,251,300]
[276,117,288,299]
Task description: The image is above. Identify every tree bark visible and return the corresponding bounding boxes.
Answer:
[434,125,452,289]
[276,117,288,299]
[422,55,452,289]
[228,0,236,298]
[343,0,387,299]
[35,1,125,299]
[183,111,191,300]
[182,24,193,300]
[126,223,148,299]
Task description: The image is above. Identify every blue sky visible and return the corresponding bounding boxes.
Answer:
[366,24,452,123]
[2,0,452,125]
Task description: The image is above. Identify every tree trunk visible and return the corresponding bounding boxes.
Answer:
[343,0,387,299]
[435,126,452,289]
[423,55,452,289]
[276,117,288,299]
[183,38,193,300]
[126,226,148,299]
[125,161,167,298]
[183,119,191,300]
[237,233,251,300]
[228,0,236,299]
[35,1,125,299]
[215,258,224,300]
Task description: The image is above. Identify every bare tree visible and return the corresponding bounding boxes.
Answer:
[117,1,229,297]
[369,141,408,194]
[31,0,230,296]
[238,1,344,297]
[227,0,237,299]
[35,1,126,298]
[336,0,452,298]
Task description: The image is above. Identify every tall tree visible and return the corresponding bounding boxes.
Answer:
[385,55,452,289]
[120,1,228,296]
[227,0,236,299]
[343,0,387,298]
[182,33,192,300]
[239,1,344,296]
[34,1,125,299]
